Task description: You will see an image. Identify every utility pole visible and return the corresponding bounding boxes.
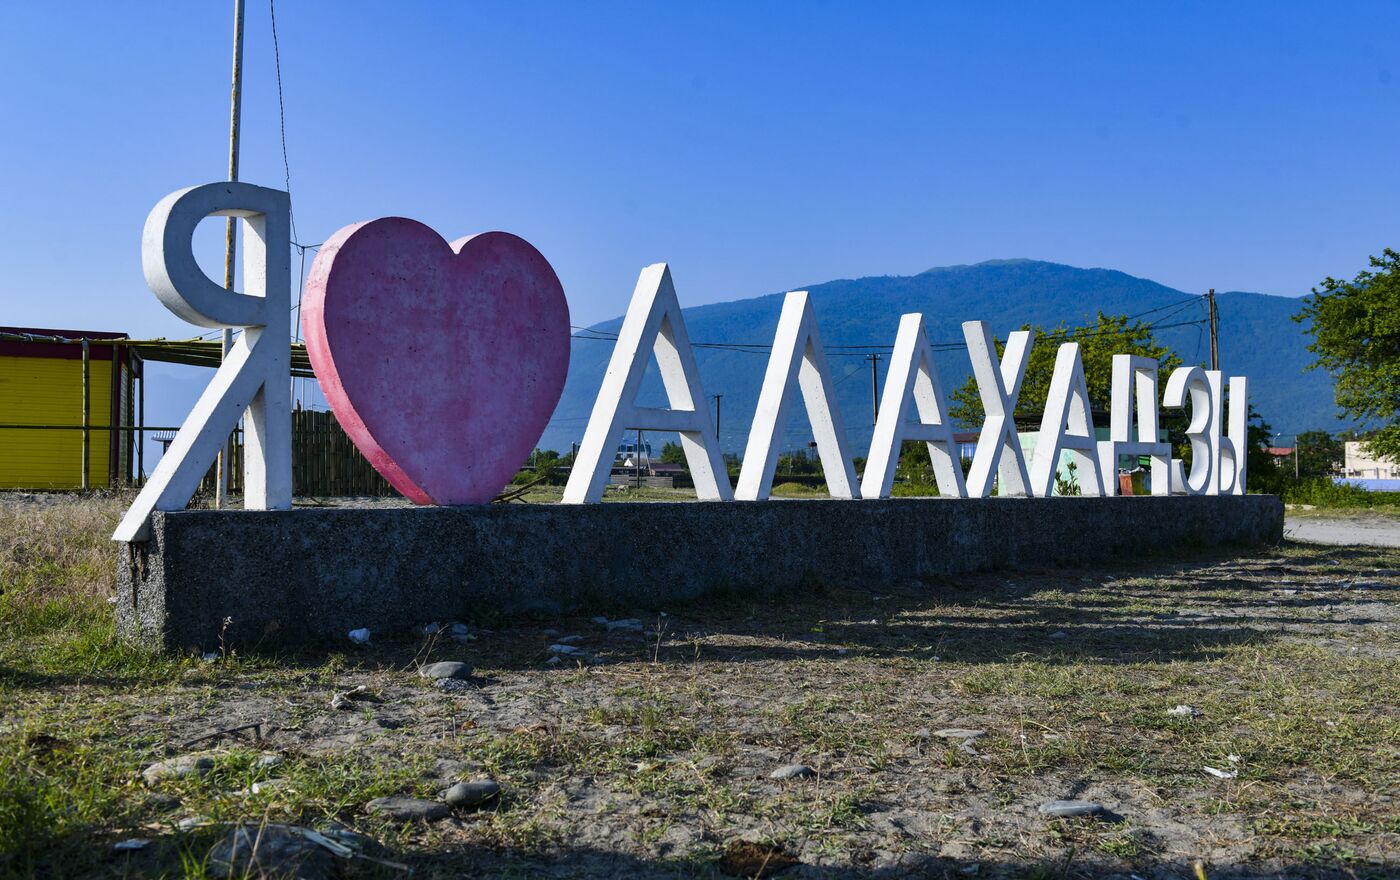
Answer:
[1206,288,1219,371]
[217,0,246,510]
[635,429,644,488]
[712,394,722,441]
[866,353,881,425]
[1295,436,1300,479]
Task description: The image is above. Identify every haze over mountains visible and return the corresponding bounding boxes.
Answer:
[539,259,1341,456]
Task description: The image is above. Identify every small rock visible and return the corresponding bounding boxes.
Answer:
[330,685,377,711]
[556,635,584,645]
[913,728,932,740]
[365,796,450,822]
[545,656,561,666]
[142,754,215,786]
[420,622,442,634]
[113,838,149,852]
[1049,631,1068,640]
[250,778,288,795]
[201,652,220,663]
[1204,766,1238,779]
[1038,800,1105,818]
[144,793,181,812]
[1168,704,1203,717]
[253,754,284,771]
[591,616,609,625]
[934,728,986,740]
[347,628,371,645]
[770,763,816,780]
[436,677,475,693]
[443,779,501,808]
[606,618,644,632]
[176,816,209,832]
[208,824,332,880]
[449,622,473,642]
[548,644,583,655]
[418,661,472,680]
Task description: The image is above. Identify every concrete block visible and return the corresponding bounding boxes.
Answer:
[116,495,1283,653]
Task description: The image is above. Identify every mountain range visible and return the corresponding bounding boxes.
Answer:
[539,259,1342,456]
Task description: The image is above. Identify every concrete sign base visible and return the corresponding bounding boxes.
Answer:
[117,495,1283,653]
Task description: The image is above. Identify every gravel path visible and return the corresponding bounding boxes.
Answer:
[1286,514,1400,547]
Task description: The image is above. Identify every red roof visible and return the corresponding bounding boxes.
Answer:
[0,326,129,362]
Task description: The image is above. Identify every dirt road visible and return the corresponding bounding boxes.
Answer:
[1285,514,1400,547]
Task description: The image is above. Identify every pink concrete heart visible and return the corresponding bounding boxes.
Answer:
[302,219,569,504]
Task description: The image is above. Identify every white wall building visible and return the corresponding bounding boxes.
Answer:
[1343,440,1400,479]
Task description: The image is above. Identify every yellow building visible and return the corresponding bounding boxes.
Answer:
[0,328,140,489]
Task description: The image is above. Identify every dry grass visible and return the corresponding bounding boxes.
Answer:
[1,496,1398,879]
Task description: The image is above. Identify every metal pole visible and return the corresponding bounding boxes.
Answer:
[713,394,722,441]
[1295,437,1299,479]
[81,339,90,490]
[1207,288,1219,371]
[635,429,643,488]
[217,0,245,510]
[867,353,881,425]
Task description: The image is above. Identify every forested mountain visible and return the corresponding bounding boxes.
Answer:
[540,259,1338,455]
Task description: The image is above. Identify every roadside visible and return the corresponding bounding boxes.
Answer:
[1285,512,1400,548]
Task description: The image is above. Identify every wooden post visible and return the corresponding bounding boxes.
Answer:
[80,338,90,490]
[109,343,121,487]
[137,354,145,486]
[1207,288,1219,371]
[867,353,881,426]
[216,0,245,510]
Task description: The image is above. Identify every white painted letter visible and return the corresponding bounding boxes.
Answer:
[1222,375,1248,494]
[1029,343,1106,497]
[861,314,966,499]
[562,263,730,504]
[736,292,861,501]
[1096,355,1171,495]
[114,182,292,542]
[963,322,1033,497]
[1163,366,1213,495]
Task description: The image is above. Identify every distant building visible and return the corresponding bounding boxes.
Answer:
[1343,440,1400,479]
[0,327,141,489]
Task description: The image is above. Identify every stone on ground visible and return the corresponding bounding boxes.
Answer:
[142,753,216,786]
[443,779,501,808]
[1038,800,1106,818]
[769,763,815,779]
[418,660,472,680]
[365,796,450,821]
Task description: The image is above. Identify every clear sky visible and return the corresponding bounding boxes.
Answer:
[2,1,1398,439]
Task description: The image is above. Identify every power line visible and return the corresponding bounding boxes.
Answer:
[268,0,298,246]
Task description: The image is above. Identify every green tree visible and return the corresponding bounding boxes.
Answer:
[1295,249,1400,461]
[949,312,1182,426]
[1294,430,1343,478]
[659,441,687,465]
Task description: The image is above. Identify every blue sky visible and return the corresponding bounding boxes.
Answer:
[2,2,1397,431]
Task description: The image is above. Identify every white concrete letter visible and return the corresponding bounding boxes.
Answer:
[562,263,730,504]
[114,182,292,542]
[1096,355,1171,495]
[736,292,861,501]
[1162,366,1214,495]
[861,314,966,499]
[1222,375,1248,494]
[963,322,1032,497]
[1029,343,1106,497]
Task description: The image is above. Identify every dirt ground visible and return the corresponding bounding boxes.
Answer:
[1285,513,1400,547]
[2,497,1399,879]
